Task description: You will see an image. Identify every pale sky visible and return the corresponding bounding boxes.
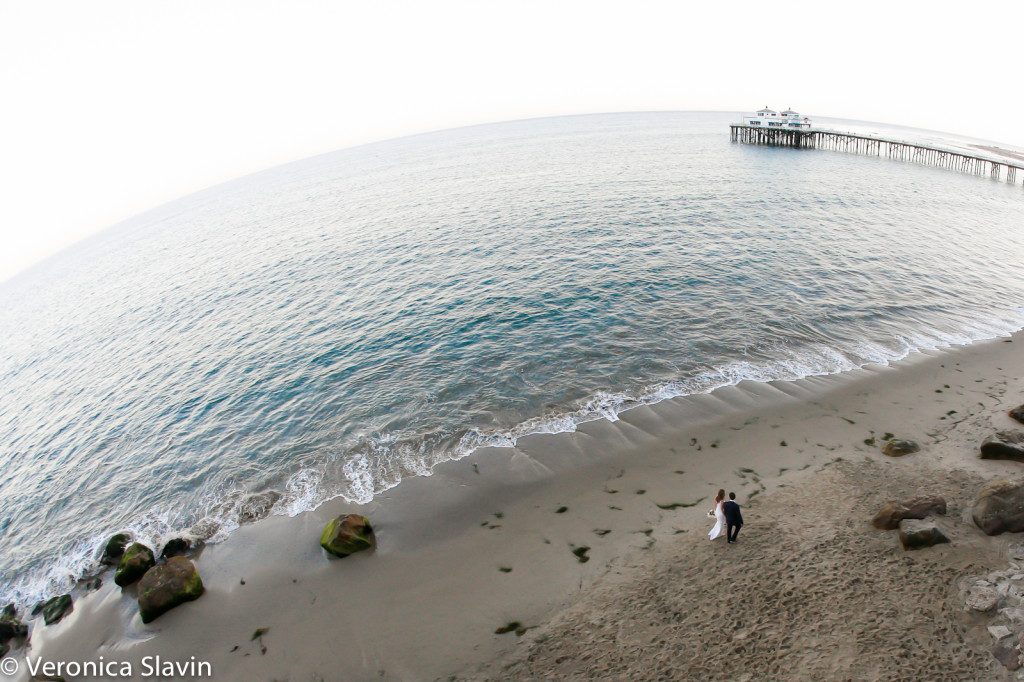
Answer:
[2,1,1022,285]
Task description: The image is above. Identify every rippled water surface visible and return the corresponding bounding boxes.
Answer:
[2,112,1024,604]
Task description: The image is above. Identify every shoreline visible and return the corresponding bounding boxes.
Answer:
[13,326,1018,613]
[8,330,1024,680]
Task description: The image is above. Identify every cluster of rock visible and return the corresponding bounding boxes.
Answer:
[860,406,1024,671]
[961,544,1024,671]
[874,408,1024,545]
[101,535,205,624]
[0,504,374,661]
[971,406,1024,535]
[870,438,952,549]
[0,530,208,657]
[0,591,78,659]
[871,494,948,550]
[0,582,77,659]
[953,403,1024,671]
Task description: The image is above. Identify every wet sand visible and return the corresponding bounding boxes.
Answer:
[11,331,1024,681]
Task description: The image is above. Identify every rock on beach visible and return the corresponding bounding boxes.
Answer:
[882,439,920,457]
[872,495,947,530]
[42,594,73,626]
[101,533,131,565]
[898,520,949,550]
[114,543,156,587]
[320,514,375,558]
[973,478,1024,536]
[137,556,204,624]
[980,431,1024,462]
[0,613,28,640]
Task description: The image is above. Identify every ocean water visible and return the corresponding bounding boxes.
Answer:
[2,111,1024,606]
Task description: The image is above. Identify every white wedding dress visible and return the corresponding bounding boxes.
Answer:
[708,500,726,541]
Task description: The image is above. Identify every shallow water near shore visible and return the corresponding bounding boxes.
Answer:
[1,111,1024,607]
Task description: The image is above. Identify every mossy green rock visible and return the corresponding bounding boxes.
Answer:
[137,556,204,624]
[0,614,27,640]
[101,533,131,565]
[320,514,374,558]
[114,543,155,587]
[42,594,73,625]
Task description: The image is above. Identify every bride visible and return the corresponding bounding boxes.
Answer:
[708,489,726,541]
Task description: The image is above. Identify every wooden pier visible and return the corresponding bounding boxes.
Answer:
[729,124,1024,186]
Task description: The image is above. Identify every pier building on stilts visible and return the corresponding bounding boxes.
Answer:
[730,107,1024,186]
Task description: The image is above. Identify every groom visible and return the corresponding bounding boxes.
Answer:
[723,492,743,544]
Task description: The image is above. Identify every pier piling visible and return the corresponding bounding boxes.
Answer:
[729,125,1024,187]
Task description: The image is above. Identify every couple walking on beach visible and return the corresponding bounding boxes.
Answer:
[708,489,743,543]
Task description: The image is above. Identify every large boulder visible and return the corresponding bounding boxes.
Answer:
[137,556,204,624]
[981,431,1024,462]
[898,520,950,550]
[101,533,131,565]
[41,594,73,625]
[872,495,947,530]
[320,514,375,558]
[1010,405,1024,425]
[973,478,1024,536]
[882,439,920,457]
[114,543,155,587]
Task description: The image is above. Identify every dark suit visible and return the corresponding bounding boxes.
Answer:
[723,499,743,543]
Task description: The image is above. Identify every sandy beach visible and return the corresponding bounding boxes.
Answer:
[8,330,1024,681]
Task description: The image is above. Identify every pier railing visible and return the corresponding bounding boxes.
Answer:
[729,124,1024,186]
